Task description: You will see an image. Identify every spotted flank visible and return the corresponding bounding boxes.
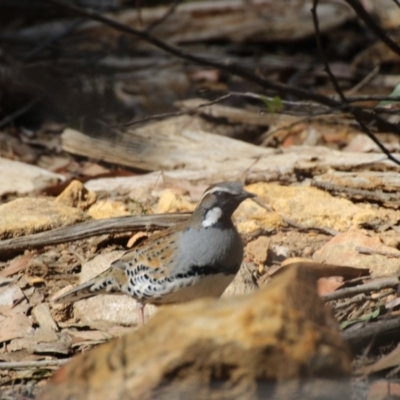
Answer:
[122,262,231,303]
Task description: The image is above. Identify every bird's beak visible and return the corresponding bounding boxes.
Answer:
[242,190,256,199]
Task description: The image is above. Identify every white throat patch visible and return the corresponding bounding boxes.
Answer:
[202,207,223,227]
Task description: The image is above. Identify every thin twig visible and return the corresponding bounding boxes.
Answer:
[356,246,400,258]
[23,18,85,61]
[333,293,367,310]
[116,91,400,132]
[323,276,400,302]
[252,197,337,236]
[46,0,400,144]
[114,91,336,129]
[311,0,400,165]
[146,0,183,32]
[311,0,346,102]
[113,93,233,128]
[0,98,41,128]
[345,66,380,96]
[311,181,400,206]
[346,95,400,103]
[343,0,400,58]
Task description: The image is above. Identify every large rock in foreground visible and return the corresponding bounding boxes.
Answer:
[39,266,351,400]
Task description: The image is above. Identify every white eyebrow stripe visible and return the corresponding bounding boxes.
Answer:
[200,186,233,201]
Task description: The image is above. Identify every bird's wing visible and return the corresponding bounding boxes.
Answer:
[54,224,185,304]
[110,224,184,278]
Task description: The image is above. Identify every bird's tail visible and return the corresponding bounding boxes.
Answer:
[54,268,126,303]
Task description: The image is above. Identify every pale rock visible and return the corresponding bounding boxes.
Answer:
[88,199,130,219]
[156,189,194,214]
[0,157,64,196]
[56,180,97,210]
[0,198,86,240]
[245,182,382,232]
[246,236,270,264]
[313,229,400,275]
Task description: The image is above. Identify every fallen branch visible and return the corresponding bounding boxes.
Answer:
[342,317,400,347]
[0,213,189,259]
[0,358,71,370]
[323,275,400,302]
[356,247,400,258]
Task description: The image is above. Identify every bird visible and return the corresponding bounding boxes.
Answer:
[54,181,255,325]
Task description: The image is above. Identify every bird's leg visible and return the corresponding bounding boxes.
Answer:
[136,301,145,326]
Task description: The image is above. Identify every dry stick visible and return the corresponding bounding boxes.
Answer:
[261,109,348,145]
[251,197,337,236]
[0,98,41,128]
[311,0,400,166]
[351,300,372,320]
[118,92,337,129]
[356,246,400,258]
[146,0,183,32]
[323,275,400,302]
[23,18,85,61]
[375,107,400,115]
[343,0,400,58]
[115,93,233,128]
[281,217,338,236]
[343,317,400,347]
[311,0,346,102]
[0,213,190,258]
[333,293,367,310]
[311,181,400,205]
[345,66,380,96]
[47,0,400,162]
[0,359,71,369]
[179,91,332,113]
[347,95,400,103]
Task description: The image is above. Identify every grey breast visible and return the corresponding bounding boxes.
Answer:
[175,224,244,275]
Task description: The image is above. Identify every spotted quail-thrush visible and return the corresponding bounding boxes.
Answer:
[55,181,255,324]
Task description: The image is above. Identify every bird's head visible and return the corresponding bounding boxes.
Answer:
[193,181,255,228]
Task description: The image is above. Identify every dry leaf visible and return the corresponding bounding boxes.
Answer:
[0,309,33,343]
[127,231,149,248]
[317,277,344,295]
[0,281,25,306]
[361,343,400,375]
[0,254,34,278]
